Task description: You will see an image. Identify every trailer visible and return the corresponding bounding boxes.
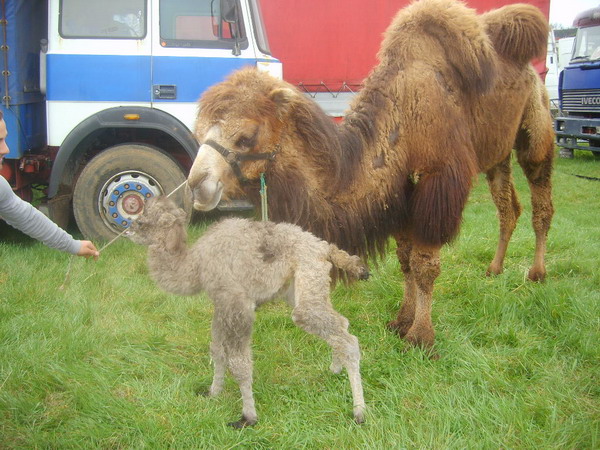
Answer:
[259,0,550,117]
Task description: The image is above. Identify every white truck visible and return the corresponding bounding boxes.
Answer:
[0,0,280,240]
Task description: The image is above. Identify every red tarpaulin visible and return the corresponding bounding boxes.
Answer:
[259,0,551,90]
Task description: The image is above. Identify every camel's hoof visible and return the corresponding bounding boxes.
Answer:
[403,328,436,356]
[387,320,412,338]
[329,363,343,374]
[354,413,365,425]
[228,416,257,429]
[358,267,370,281]
[527,268,546,282]
[486,264,503,277]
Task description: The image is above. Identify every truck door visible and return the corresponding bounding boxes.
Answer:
[150,0,257,131]
[46,0,152,147]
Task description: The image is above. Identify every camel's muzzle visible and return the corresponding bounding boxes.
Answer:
[203,139,279,185]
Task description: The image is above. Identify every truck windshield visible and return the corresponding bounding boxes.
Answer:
[159,0,248,49]
[572,25,600,61]
[60,0,146,39]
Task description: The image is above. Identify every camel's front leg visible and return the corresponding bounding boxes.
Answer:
[388,233,417,337]
[403,243,441,352]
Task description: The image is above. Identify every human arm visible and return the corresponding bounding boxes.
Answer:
[0,176,98,257]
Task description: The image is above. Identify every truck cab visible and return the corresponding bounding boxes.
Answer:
[0,0,280,240]
[555,5,600,157]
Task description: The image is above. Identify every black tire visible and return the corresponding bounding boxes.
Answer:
[73,144,191,241]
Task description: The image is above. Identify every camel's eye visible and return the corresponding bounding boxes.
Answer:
[235,128,258,150]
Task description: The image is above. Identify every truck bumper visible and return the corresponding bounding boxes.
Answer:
[555,117,600,152]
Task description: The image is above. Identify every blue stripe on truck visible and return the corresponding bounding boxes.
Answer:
[46,54,256,103]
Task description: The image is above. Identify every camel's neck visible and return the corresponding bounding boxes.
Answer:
[146,242,204,296]
[262,89,408,258]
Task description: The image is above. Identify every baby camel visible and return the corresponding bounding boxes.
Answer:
[127,195,369,427]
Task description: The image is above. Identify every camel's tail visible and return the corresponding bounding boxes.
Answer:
[328,245,370,281]
[482,3,549,65]
[379,0,498,95]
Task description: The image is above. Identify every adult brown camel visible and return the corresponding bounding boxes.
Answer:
[187,0,555,352]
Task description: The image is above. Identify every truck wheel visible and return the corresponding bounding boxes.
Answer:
[73,144,191,241]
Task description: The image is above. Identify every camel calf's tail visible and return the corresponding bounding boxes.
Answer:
[328,245,370,280]
[482,3,549,65]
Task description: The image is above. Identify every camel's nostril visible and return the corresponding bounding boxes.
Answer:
[188,171,208,189]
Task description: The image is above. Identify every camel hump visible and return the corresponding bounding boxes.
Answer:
[380,0,498,96]
[482,4,549,65]
[327,245,370,280]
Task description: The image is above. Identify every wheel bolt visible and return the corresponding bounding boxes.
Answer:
[112,213,118,218]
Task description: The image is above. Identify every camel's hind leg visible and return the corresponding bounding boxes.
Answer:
[291,266,365,424]
[515,87,555,281]
[485,155,522,276]
[516,137,554,281]
[388,233,417,337]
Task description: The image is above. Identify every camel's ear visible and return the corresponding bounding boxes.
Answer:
[269,87,296,117]
[165,226,186,253]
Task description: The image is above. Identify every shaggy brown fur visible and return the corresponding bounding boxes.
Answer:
[187,0,555,351]
[127,196,368,427]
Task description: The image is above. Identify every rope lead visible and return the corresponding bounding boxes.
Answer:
[260,173,268,222]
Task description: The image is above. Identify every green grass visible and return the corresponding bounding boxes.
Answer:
[1,151,598,448]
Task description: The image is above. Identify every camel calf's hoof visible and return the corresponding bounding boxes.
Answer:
[354,408,366,425]
[228,416,257,429]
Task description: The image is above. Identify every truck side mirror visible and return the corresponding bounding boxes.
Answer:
[220,0,238,24]
[219,0,241,56]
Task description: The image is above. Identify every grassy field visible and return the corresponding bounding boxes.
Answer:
[0,151,598,448]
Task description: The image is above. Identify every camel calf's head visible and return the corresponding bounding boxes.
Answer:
[127,196,187,248]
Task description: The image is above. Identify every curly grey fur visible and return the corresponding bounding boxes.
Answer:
[127,196,368,426]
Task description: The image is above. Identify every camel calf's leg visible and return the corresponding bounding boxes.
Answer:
[291,270,366,424]
[211,303,258,428]
[485,156,522,276]
[208,334,226,397]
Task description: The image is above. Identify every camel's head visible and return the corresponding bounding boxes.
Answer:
[127,195,188,248]
[188,67,299,211]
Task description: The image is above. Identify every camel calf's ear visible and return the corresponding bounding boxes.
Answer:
[269,88,296,118]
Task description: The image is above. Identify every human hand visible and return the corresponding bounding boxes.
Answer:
[77,240,100,260]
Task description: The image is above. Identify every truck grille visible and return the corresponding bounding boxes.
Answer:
[562,89,600,114]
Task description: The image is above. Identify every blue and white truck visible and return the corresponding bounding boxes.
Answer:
[0,0,281,240]
[555,5,600,158]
